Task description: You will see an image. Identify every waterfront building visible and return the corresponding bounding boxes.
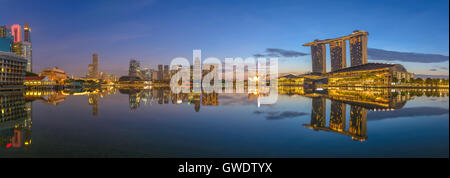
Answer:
[349,31,368,67]
[310,42,326,73]
[39,67,68,83]
[303,30,369,73]
[326,63,414,87]
[0,51,26,89]
[330,40,347,72]
[24,76,56,86]
[278,74,304,86]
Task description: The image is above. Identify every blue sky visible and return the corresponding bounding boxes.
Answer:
[0,0,448,77]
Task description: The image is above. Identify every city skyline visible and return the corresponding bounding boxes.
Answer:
[0,0,448,78]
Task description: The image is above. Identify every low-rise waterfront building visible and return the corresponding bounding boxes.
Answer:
[24,76,56,86]
[278,74,304,86]
[326,63,414,87]
[39,67,68,84]
[0,52,26,89]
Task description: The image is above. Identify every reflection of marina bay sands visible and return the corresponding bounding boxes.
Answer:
[305,97,370,141]
[304,89,411,142]
[278,86,450,141]
[303,30,369,73]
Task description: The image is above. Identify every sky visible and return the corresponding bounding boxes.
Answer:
[0,0,448,77]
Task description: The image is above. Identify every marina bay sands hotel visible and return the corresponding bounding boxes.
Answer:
[303,30,369,73]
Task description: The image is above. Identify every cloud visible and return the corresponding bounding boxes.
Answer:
[429,69,438,71]
[368,107,448,121]
[254,110,309,120]
[254,48,309,58]
[367,48,449,63]
[433,66,449,71]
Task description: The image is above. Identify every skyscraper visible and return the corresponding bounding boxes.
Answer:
[163,65,169,81]
[349,31,368,67]
[11,24,22,43]
[88,53,99,79]
[158,64,163,81]
[310,42,326,74]
[129,59,141,78]
[22,23,32,72]
[24,23,31,43]
[330,40,346,72]
[0,26,13,52]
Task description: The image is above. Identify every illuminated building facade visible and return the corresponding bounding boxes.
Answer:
[303,30,369,73]
[310,42,326,73]
[349,33,368,67]
[24,76,56,86]
[278,74,304,86]
[1,24,32,72]
[0,52,26,88]
[329,40,347,72]
[40,67,68,83]
[327,63,414,87]
[10,24,21,43]
[23,23,32,72]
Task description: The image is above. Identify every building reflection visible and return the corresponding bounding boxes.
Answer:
[279,87,436,142]
[118,87,220,112]
[0,90,32,150]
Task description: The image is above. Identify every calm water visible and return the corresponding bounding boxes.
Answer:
[0,87,448,157]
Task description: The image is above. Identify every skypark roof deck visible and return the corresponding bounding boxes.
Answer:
[302,30,369,46]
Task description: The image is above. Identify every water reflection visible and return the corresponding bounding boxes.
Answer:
[0,86,448,154]
[279,87,448,141]
[0,91,32,150]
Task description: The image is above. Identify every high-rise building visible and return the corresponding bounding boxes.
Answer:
[23,23,32,72]
[87,53,99,79]
[0,26,13,52]
[24,23,31,43]
[349,31,368,67]
[11,24,22,43]
[310,42,326,74]
[129,59,142,78]
[163,65,169,81]
[330,40,346,72]
[157,64,163,81]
